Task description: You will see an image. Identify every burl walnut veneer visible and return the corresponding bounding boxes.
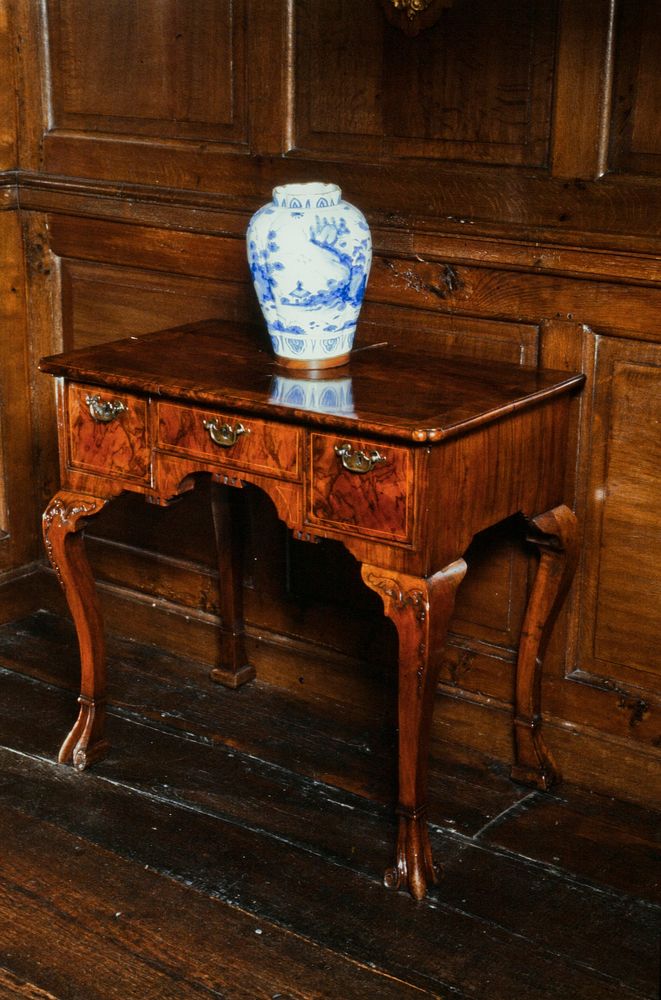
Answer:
[40,319,584,901]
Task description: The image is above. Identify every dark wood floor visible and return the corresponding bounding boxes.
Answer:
[0,611,658,999]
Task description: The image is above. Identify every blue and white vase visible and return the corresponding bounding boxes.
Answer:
[246,182,371,369]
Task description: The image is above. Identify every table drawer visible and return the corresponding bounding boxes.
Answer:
[157,401,301,481]
[67,383,150,483]
[308,433,413,543]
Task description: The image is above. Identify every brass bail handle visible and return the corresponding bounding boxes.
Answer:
[203,418,250,448]
[335,442,387,474]
[85,394,127,423]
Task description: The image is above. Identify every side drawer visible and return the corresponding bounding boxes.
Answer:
[308,432,413,543]
[66,383,151,484]
[157,401,301,481]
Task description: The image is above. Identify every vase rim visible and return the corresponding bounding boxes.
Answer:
[272,182,341,209]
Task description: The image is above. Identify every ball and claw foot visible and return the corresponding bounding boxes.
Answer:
[383,811,442,901]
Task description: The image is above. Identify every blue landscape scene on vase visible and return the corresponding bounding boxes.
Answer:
[246,185,372,362]
[247,208,371,351]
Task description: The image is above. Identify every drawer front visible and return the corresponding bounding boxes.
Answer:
[67,384,150,483]
[308,433,413,543]
[157,402,301,480]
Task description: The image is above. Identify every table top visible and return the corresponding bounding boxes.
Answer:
[40,320,584,443]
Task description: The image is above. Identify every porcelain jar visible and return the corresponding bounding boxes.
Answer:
[246,182,371,369]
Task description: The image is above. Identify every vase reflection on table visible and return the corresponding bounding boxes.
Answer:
[247,182,371,370]
[269,372,355,418]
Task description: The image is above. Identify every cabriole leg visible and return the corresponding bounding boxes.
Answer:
[362,559,467,900]
[42,490,112,770]
[512,504,579,789]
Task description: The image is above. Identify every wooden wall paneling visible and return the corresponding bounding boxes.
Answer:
[576,336,661,695]
[366,256,661,340]
[247,0,293,156]
[359,300,540,364]
[293,0,557,167]
[0,207,44,618]
[49,215,249,284]
[537,316,597,670]
[18,161,661,257]
[11,0,50,171]
[22,212,63,518]
[534,321,660,772]
[0,0,17,170]
[396,228,661,286]
[551,0,616,179]
[609,0,661,176]
[59,260,258,352]
[46,0,247,146]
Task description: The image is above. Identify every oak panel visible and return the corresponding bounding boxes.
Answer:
[294,0,556,166]
[0,210,40,576]
[578,338,661,692]
[360,301,540,366]
[46,0,247,144]
[0,0,16,169]
[60,261,257,352]
[50,215,249,284]
[609,0,661,176]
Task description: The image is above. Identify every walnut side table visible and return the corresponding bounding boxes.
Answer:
[40,320,584,900]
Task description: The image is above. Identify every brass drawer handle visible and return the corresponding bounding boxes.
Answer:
[85,393,126,424]
[203,418,250,448]
[335,442,387,474]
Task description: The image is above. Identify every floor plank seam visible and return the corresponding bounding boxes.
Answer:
[471,790,540,840]
[418,881,658,1000]
[106,699,387,779]
[430,820,661,913]
[0,743,393,889]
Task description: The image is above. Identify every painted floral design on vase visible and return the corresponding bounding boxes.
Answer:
[247,182,371,369]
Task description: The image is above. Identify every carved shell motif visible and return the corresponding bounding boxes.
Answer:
[380,0,455,37]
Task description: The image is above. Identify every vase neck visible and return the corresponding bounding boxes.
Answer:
[272,183,341,210]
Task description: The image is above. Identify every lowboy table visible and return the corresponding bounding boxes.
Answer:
[40,319,584,900]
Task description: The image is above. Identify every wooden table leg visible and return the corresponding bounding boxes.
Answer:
[362,559,467,900]
[511,504,579,790]
[209,482,255,688]
[42,490,112,770]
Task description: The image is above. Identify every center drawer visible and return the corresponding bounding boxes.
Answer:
[157,401,301,481]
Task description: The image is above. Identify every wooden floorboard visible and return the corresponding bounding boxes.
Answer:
[0,612,659,999]
[1,805,433,1000]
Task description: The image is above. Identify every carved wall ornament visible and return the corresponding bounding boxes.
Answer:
[380,0,455,37]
